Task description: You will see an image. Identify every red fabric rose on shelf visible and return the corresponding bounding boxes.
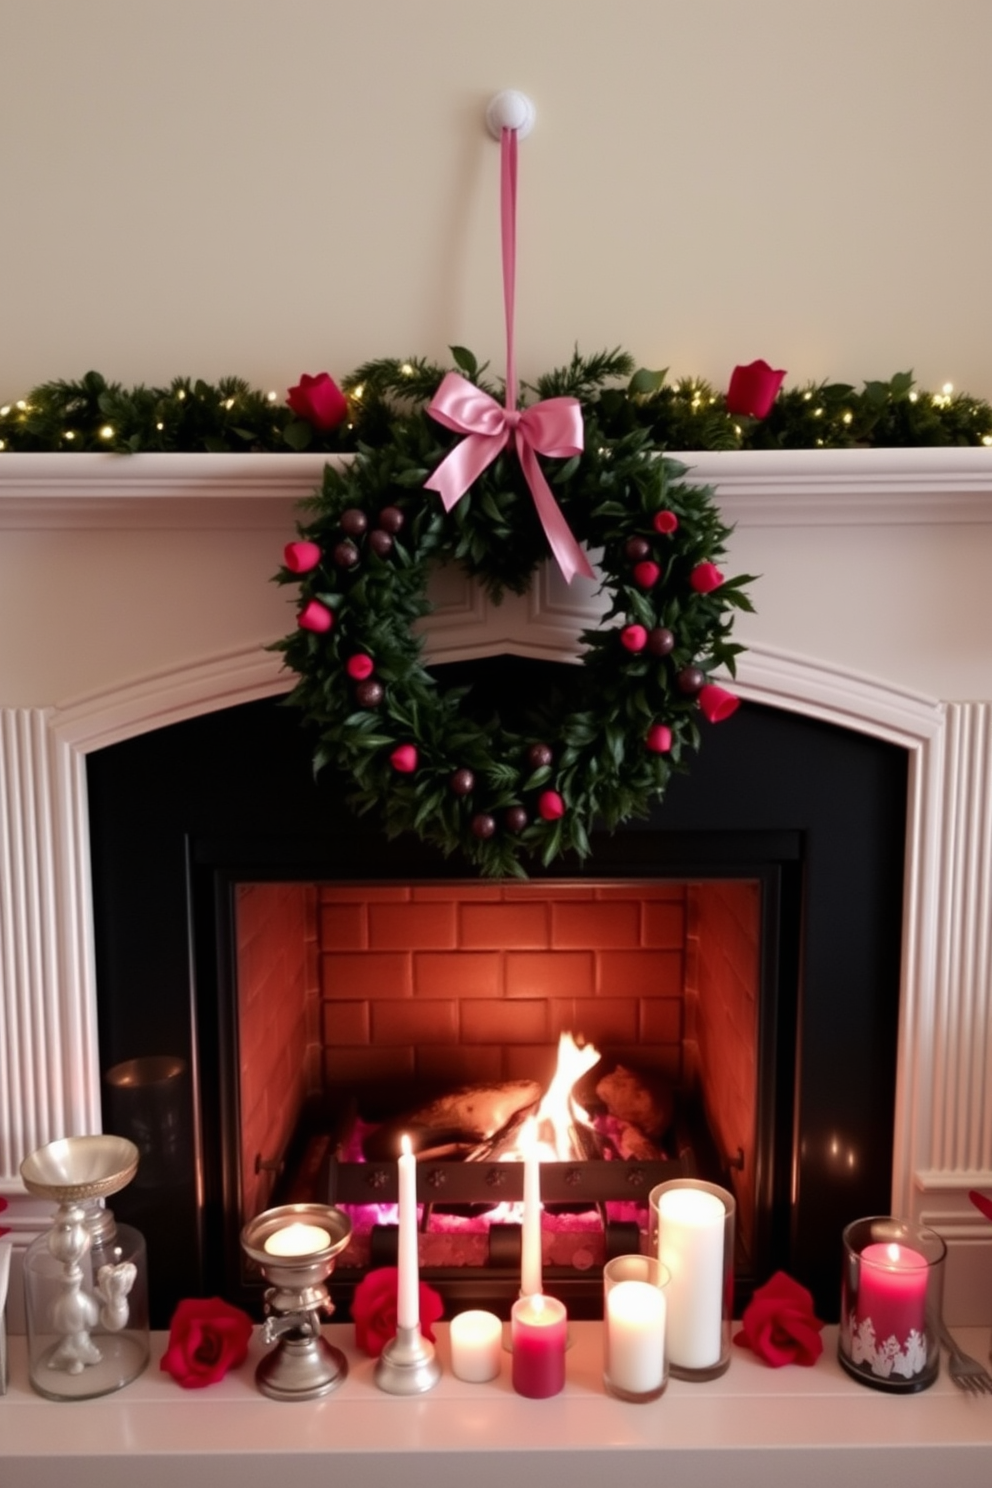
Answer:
[160,1296,254,1388]
[734,1272,825,1367]
[726,360,786,420]
[287,372,348,431]
[351,1266,443,1359]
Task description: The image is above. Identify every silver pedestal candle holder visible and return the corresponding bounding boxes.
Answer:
[241,1202,352,1402]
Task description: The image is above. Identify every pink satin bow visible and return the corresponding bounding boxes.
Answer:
[424,127,593,585]
[424,373,592,584]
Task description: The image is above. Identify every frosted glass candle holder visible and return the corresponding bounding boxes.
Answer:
[838,1216,945,1393]
[649,1178,734,1381]
[603,1254,670,1402]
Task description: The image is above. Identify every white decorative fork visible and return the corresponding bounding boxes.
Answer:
[936,1320,992,1395]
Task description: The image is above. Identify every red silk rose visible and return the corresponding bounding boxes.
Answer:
[734,1272,824,1367]
[283,540,322,574]
[538,790,566,821]
[726,360,786,420]
[287,372,348,431]
[646,723,672,753]
[160,1296,254,1388]
[689,562,725,594]
[699,683,740,723]
[298,598,334,633]
[352,1266,443,1358]
[390,743,418,773]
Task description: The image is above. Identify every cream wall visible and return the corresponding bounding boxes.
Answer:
[1,0,991,401]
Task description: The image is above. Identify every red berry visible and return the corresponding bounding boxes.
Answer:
[346,654,374,681]
[341,509,368,536]
[527,743,553,769]
[298,599,333,633]
[333,540,360,568]
[355,679,383,708]
[471,813,496,839]
[505,806,528,834]
[652,510,679,535]
[620,624,648,653]
[677,666,705,696]
[646,723,672,753]
[538,790,565,822]
[450,769,475,796]
[632,560,660,589]
[624,536,650,562]
[390,744,418,773]
[378,506,405,534]
[647,627,675,657]
[690,561,724,594]
[369,529,394,558]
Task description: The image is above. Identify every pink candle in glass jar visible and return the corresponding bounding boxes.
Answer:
[511,1294,567,1398]
[857,1242,927,1345]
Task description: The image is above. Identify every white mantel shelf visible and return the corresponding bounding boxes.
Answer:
[4,1324,992,1488]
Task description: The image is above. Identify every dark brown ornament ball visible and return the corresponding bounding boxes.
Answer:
[340,508,368,537]
[505,806,528,834]
[333,540,360,568]
[527,743,553,769]
[368,529,394,558]
[677,665,705,696]
[471,813,496,840]
[647,626,675,657]
[449,768,475,796]
[354,679,384,708]
[624,536,651,562]
[378,506,405,534]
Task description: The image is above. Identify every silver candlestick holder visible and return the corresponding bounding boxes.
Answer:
[241,1202,352,1402]
[374,1321,441,1395]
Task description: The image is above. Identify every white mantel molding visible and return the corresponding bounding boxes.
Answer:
[2,445,992,528]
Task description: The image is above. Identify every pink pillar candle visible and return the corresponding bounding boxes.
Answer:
[857,1242,928,1347]
[511,1294,567,1398]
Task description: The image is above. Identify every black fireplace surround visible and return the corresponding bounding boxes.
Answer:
[87,665,906,1328]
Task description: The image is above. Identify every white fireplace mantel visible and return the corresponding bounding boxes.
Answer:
[0,448,991,1326]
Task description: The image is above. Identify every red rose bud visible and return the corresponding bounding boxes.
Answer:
[390,744,418,773]
[699,684,740,723]
[287,372,348,431]
[646,723,672,753]
[538,790,565,821]
[283,540,322,574]
[733,1271,825,1368]
[620,624,648,653]
[652,510,679,535]
[346,654,374,681]
[726,359,786,420]
[160,1297,254,1389]
[632,560,660,589]
[298,599,333,633]
[690,562,725,594]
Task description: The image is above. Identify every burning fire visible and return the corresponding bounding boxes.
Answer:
[513,1031,601,1163]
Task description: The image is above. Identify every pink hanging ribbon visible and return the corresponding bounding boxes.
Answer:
[424,129,593,584]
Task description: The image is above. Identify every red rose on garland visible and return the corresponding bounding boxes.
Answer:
[287,372,348,431]
[699,683,740,723]
[726,359,786,420]
[160,1296,254,1388]
[734,1271,825,1367]
[351,1266,443,1358]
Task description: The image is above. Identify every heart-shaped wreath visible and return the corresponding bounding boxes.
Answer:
[273,349,755,877]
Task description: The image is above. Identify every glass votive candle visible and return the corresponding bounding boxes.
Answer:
[511,1294,568,1398]
[838,1216,946,1393]
[649,1178,735,1381]
[450,1309,502,1382]
[603,1254,670,1402]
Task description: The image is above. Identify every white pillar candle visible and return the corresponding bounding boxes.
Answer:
[605,1278,667,1396]
[656,1187,725,1370]
[397,1133,419,1330]
[263,1221,331,1257]
[520,1116,543,1297]
[450,1310,503,1382]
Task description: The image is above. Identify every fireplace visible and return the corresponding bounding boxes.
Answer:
[84,676,906,1325]
[1,447,990,1335]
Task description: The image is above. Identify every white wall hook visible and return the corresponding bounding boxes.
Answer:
[485,90,536,140]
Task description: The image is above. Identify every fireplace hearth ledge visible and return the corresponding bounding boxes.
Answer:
[3,1326,991,1488]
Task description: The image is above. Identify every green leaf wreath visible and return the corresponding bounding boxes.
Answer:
[272,350,756,878]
